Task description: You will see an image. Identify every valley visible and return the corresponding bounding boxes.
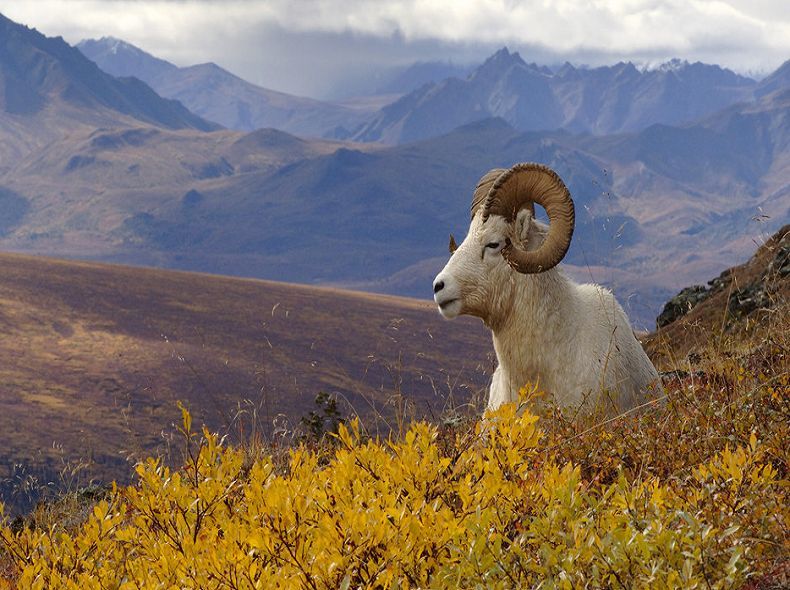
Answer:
[0,252,491,508]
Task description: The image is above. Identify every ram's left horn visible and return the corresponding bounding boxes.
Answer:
[482,163,575,274]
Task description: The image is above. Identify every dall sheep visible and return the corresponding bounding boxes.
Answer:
[433,163,660,413]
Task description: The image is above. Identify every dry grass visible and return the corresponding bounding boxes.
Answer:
[645,224,789,365]
[0,252,491,513]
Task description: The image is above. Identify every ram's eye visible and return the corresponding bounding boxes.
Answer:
[485,242,500,249]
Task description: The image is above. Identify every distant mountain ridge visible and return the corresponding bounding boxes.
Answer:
[755,58,790,98]
[76,37,175,80]
[353,48,763,144]
[4,90,786,328]
[0,13,787,331]
[0,14,216,131]
[77,36,382,137]
[76,39,784,148]
[0,12,219,174]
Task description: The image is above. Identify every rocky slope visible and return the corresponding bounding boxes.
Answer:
[646,224,789,362]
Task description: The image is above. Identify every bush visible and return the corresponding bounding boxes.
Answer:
[1,373,786,589]
[2,302,787,589]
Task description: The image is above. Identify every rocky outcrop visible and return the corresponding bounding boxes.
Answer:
[656,285,710,328]
[655,225,789,330]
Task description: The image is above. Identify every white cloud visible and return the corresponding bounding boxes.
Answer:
[1,0,788,96]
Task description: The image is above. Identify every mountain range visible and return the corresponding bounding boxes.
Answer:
[0,15,216,133]
[78,39,784,147]
[353,48,769,144]
[0,13,217,174]
[77,37,391,138]
[1,12,788,329]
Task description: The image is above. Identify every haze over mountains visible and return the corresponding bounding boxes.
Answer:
[1,12,788,328]
[76,36,390,138]
[0,13,217,174]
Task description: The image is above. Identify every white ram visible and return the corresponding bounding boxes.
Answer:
[433,163,660,413]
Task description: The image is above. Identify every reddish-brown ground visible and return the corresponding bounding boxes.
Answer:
[0,252,491,497]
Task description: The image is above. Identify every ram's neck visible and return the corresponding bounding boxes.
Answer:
[489,268,574,390]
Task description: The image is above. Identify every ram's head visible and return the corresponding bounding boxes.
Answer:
[432,163,575,322]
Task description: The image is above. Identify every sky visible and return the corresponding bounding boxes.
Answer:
[1,0,789,98]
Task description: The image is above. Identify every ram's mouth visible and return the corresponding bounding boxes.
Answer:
[438,298,459,310]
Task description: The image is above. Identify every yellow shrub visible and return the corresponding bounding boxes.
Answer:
[1,399,785,589]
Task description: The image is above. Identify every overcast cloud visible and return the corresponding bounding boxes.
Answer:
[1,0,788,98]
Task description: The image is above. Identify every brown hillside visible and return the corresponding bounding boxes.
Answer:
[0,253,490,504]
[645,224,789,367]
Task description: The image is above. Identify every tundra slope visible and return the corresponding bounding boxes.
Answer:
[433,163,661,412]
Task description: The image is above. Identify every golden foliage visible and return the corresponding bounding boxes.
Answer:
[1,372,786,590]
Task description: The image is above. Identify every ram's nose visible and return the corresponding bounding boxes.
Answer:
[433,279,445,294]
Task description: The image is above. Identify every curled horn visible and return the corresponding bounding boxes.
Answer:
[479,163,575,274]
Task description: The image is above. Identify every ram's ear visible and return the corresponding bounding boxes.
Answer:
[514,208,534,244]
[448,234,458,254]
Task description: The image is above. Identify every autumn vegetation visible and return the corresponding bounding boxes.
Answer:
[1,228,787,588]
[1,308,787,588]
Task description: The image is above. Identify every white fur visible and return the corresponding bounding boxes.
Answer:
[433,210,660,413]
